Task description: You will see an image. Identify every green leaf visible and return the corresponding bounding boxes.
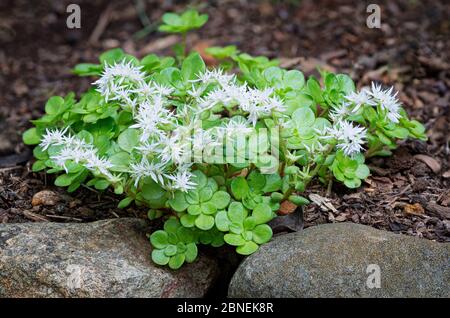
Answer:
[181,52,206,81]
[164,217,180,234]
[263,174,282,193]
[283,70,305,90]
[23,128,41,145]
[168,191,189,212]
[215,210,231,232]
[231,176,249,200]
[228,202,246,223]
[252,224,272,244]
[224,233,246,246]
[147,209,163,220]
[141,180,166,201]
[201,202,217,215]
[344,178,361,188]
[118,197,133,209]
[151,249,170,266]
[32,160,46,172]
[72,63,102,76]
[292,107,315,127]
[247,171,266,193]
[195,214,215,230]
[180,213,197,228]
[205,45,237,59]
[54,174,74,187]
[150,230,169,249]
[270,192,284,202]
[109,152,130,172]
[45,96,64,115]
[159,10,208,34]
[185,243,198,263]
[191,170,207,188]
[252,203,273,224]
[94,179,110,190]
[210,191,231,209]
[263,66,283,83]
[176,226,195,243]
[99,48,125,65]
[199,187,213,202]
[169,254,185,270]
[236,241,259,255]
[288,195,310,206]
[164,245,178,257]
[243,216,257,230]
[307,78,323,103]
[118,128,140,152]
[355,164,370,179]
[187,204,202,215]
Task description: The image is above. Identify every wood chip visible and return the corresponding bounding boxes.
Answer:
[309,193,338,213]
[31,190,61,206]
[414,154,441,174]
[278,200,297,215]
[138,35,179,56]
[404,203,425,216]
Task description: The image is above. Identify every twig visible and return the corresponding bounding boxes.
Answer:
[385,184,412,206]
[89,4,114,45]
[0,166,22,173]
[45,214,83,222]
[23,210,49,222]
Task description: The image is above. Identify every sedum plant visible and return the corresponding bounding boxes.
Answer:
[23,10,426,269]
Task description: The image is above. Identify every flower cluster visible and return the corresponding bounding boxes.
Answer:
[24,43,426,269]
[40,128,117,182]
[193,69,285,125]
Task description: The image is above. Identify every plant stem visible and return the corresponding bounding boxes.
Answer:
[303,144,334,188]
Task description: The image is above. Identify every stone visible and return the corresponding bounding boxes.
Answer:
[229,223,449,298]
[0,218,219,297]
[31,190,61,206]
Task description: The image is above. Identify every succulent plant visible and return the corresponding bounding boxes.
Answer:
[216,202,274,255]
[150,217,198,269]
[168,170,231,230]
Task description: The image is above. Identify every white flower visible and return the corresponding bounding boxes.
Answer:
[222,117,253,136]
[241,87,285,126]
[187,84,205,99]
[84,154,114,177]
[344,89,374,112]
[130,98,173,141]
[191,69,235,87]
[167,169,197,192]
[329,103,350,122]
[42,130,116,180]
[129,158,167,187]
[384,98,401,123]
[153,83,174,96]
[369,82,402,123]
[40,127,70,150]
[93,61,145,102]
[327,120,367,156]
[159,133,189,166]
[134,139,162,156]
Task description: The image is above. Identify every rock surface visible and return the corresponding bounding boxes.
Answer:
[0,218,219,297]
[229,223,450,298]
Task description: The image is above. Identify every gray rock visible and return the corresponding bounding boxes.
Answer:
[229,223,450,298]
[0,218,219,298]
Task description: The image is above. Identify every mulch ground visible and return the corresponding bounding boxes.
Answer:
[0,0,449,242]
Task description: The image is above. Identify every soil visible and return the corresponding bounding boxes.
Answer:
[0,0,449,243]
